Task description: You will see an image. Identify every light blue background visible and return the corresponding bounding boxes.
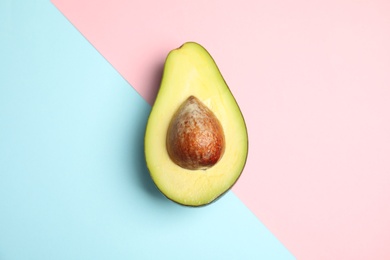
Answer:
[0,1,294,259]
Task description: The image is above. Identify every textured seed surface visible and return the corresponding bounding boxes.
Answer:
[166,96,225,170]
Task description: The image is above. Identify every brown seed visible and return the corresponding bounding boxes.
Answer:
[166,96,225,170]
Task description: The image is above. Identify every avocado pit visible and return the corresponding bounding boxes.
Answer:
[166,96,225,170]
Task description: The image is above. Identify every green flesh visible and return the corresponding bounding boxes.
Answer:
[144,42,248,206]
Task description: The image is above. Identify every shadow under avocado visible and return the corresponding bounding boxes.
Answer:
[147,61,165,106]
[129,60,168,203]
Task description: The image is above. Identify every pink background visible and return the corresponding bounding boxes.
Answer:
[52,0,390,259]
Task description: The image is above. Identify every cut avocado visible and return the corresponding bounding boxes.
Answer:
[144,42,248,207]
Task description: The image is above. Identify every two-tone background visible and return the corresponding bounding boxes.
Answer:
[1,1,390,259]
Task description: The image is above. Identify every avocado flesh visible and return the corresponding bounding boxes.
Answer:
[144,42,248,207]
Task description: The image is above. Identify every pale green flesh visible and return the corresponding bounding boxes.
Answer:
[144,42,248,206]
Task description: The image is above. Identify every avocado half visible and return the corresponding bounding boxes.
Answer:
[144,42,248,207]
